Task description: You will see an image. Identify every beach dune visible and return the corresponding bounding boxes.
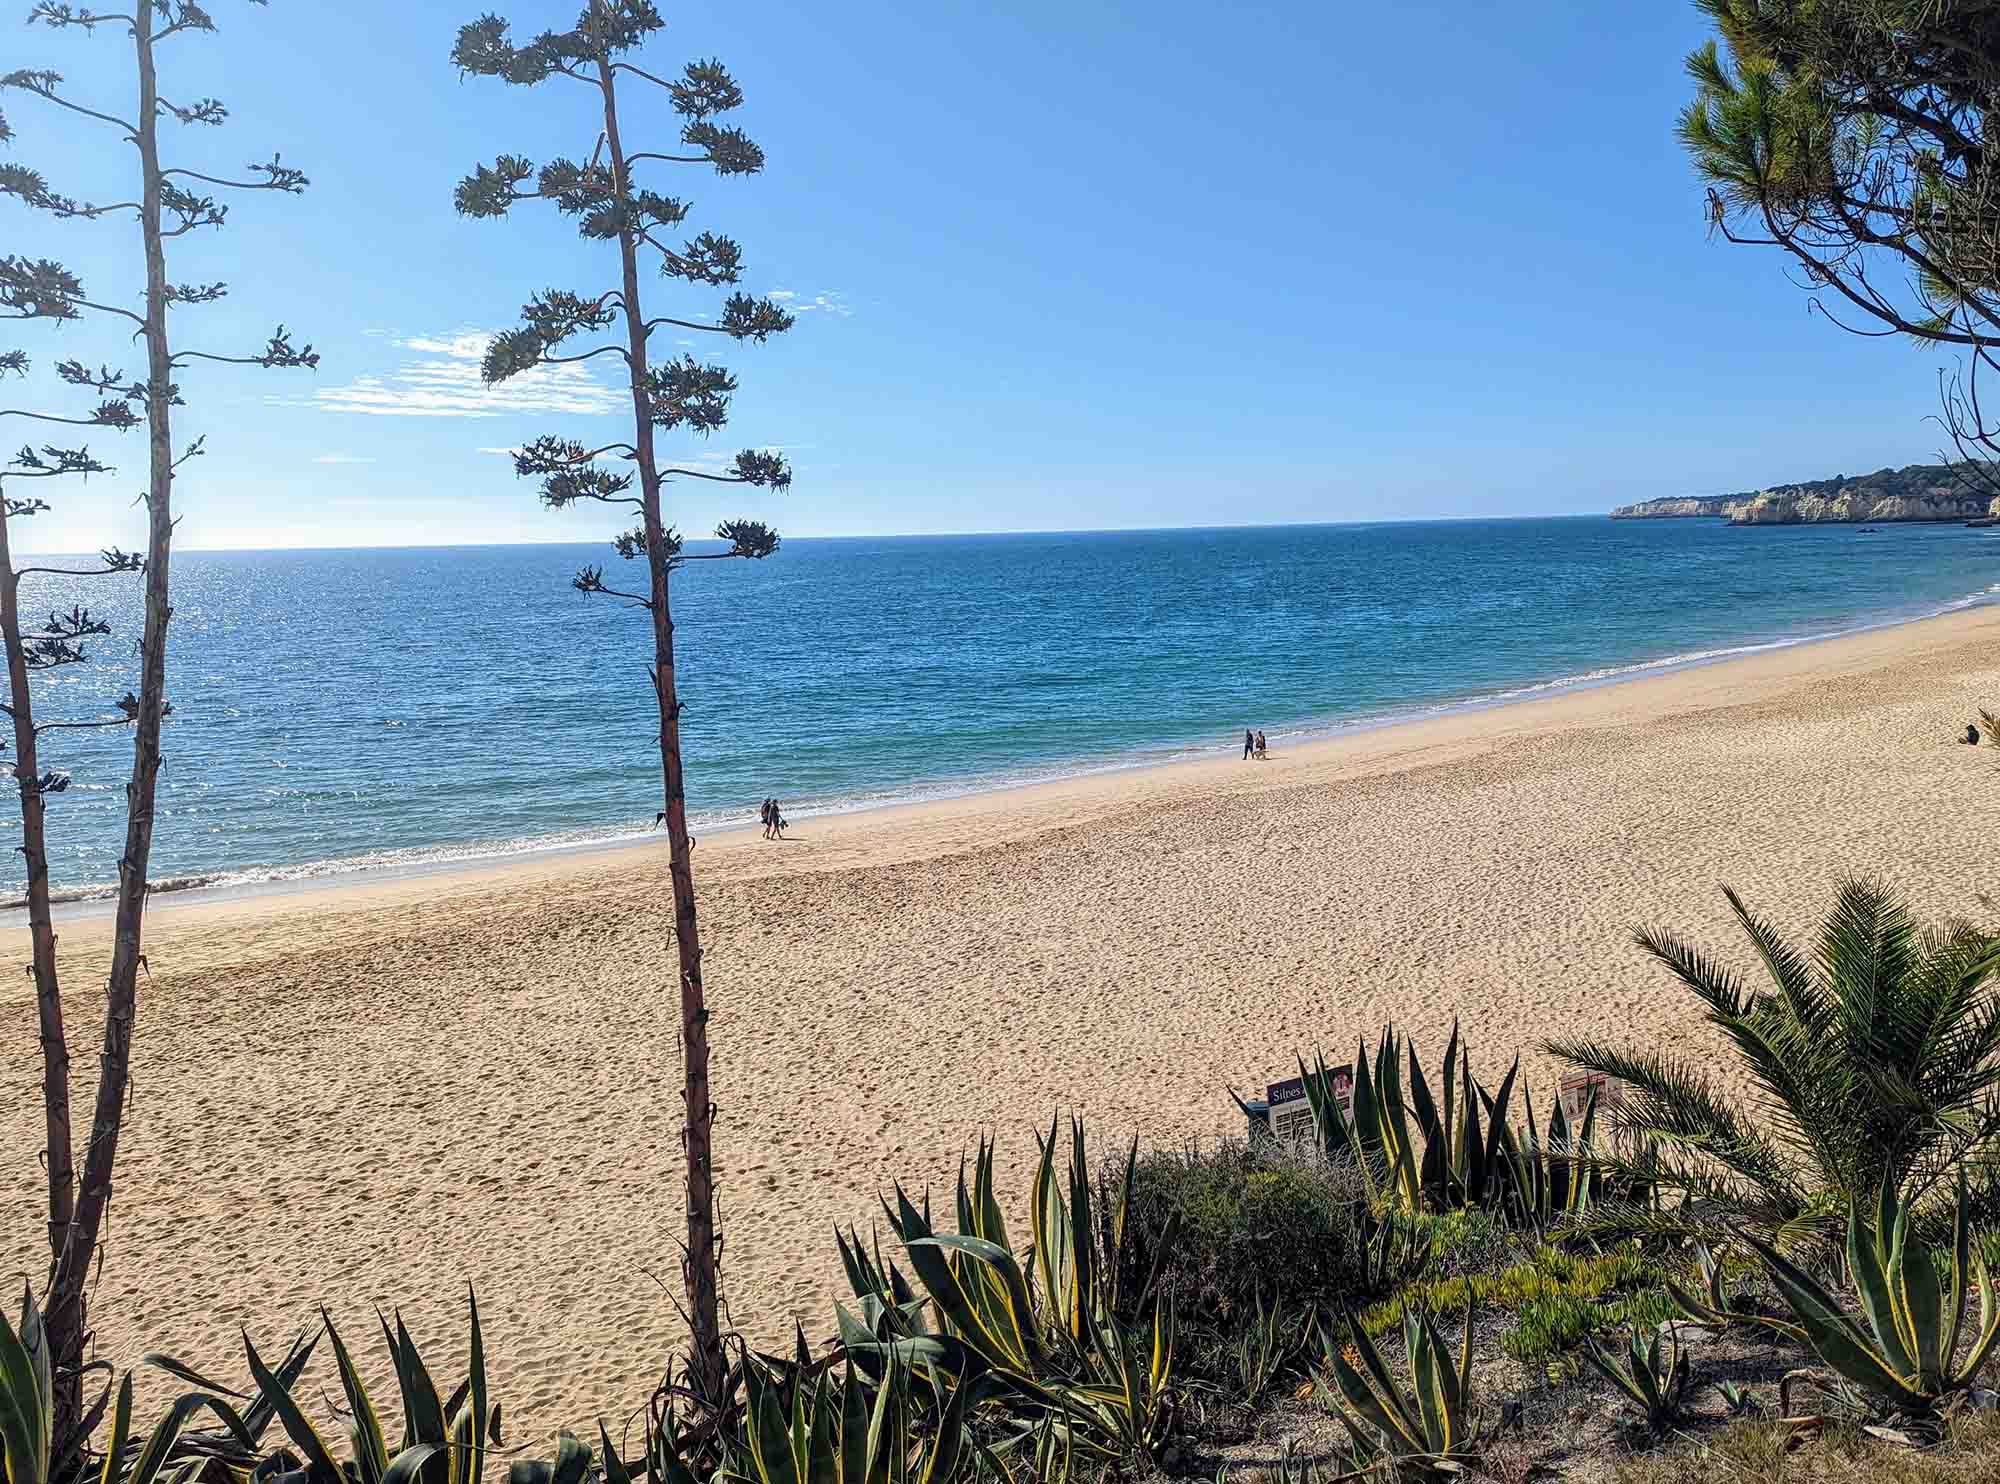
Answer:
[6,606,2000,1439]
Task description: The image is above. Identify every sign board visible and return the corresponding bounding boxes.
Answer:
[1558,1071,1637,1150]
[1261,1065,1353,1148]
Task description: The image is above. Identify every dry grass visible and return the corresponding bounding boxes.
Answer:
[1611,1413,2000,1484]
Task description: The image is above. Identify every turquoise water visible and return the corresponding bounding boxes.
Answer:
[8,516,1999,896]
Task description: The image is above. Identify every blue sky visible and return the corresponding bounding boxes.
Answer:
[1,0,1967,551]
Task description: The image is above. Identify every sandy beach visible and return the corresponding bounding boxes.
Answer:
[7,605,2000,1438]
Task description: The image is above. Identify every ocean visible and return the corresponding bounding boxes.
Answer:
[7,515,1998,898]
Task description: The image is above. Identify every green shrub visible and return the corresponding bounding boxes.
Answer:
[1413,1207,1512,1274]
[1114,1140,1371,1329]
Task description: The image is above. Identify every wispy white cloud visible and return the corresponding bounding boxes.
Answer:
[311,454,376,465]
[300,330,626,418]
[769,289,853,318]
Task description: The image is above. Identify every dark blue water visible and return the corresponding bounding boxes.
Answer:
[9,517,1997,895]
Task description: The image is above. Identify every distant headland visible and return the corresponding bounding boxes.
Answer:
[1611,462,2000,524]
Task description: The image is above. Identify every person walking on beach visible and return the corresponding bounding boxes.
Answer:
[1243,728,1255,760]
[772,800,788,838]
[1254,730,1268,760]
[759,797,775,839]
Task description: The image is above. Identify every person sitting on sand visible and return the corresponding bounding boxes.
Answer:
[1254,730,1268,760]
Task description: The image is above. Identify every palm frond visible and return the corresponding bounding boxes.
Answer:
[1632,927,1747,1020]
[1723,884,1821,1021]
[1542,1038,1807,1213]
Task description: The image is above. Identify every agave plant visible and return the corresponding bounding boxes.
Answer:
[1547,879,2000,1248]
[1663,1242,1753,1331]
[1498,1082,1603,1236]
[1747,1176,2000,1417]
[2,1281,313,1484]
[1346,1026,1524,1217]
[215,1290,502,1484]
[1319,1303,1483,1479]
[1713,1379,1759,1417]
[838,1121,1182,1469]
[735,1345,972,1484]
[0,1285,55,1484]
[1353,1203,1428,1293]
[1578,1324,1690,1432]
[1231,1291,1307,1409]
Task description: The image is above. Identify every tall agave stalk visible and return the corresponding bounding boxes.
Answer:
[450,3,796,1404]
[4,6,317,1458]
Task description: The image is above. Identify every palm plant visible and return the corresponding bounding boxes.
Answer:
[1546,879,2000,1248]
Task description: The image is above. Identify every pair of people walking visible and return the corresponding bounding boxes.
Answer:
[759,797,787,839]
[1241,728,1268,761]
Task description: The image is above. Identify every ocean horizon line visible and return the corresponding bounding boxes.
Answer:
[13,509,1688,558]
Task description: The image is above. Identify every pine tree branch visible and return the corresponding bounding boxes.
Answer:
[156,94,226,126]
[75,300,146,328]
[642,315,730,336]
[0,409,139,433]
[171,326,318,371]
[153,10,220,44]
[35,717,135,733]
[14,566,138,580]
[27,5,138,26]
